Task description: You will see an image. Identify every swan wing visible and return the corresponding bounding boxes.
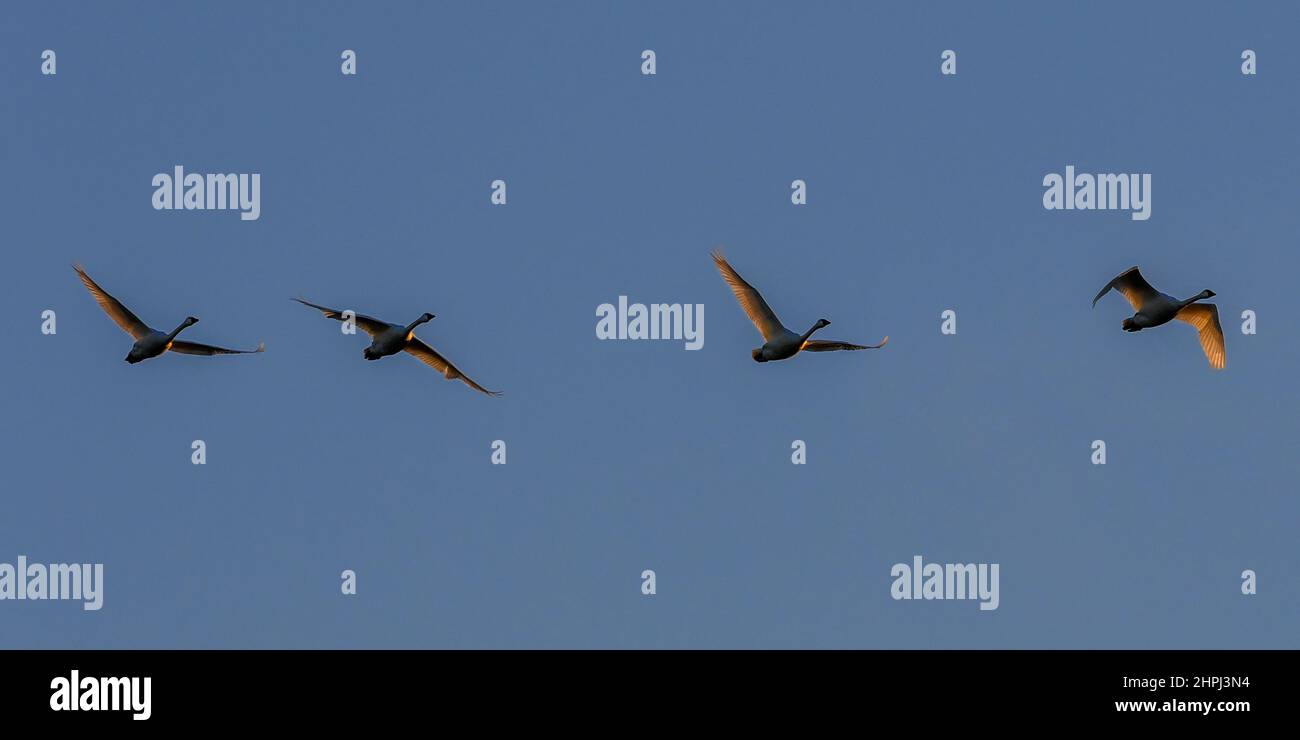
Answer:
[1092,266,1158,311]
[73,264,151,339]
[711,250,783,341]
[1175,303,1225,370]
[403,337,502,397]
[803,336,889,352]
[169,340,265,356]
[293,297,391,337]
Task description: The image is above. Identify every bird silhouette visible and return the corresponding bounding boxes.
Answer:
[1092,266,1224,370]
[711,250,887,363]
[293,298,501,396]
[73,264,264,363]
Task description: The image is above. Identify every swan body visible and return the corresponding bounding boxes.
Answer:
[1092,266,1224,369]
[752,320,833,362]
[73,264,265,363]
[361,315,435,361]
[711,250,887,363]
[293,298,501,396]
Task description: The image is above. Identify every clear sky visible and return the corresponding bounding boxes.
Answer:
[2,1,1297,648]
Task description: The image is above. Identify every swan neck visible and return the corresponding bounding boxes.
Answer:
[166,322,192,341]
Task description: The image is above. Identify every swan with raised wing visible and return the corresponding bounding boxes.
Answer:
[1092,266,1224,370]
[73,264,264,363]
[711,250,887,363]
[293,298,501,396]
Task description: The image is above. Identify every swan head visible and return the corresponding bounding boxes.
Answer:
[419,312,435,323]
[816,318,831,329]
[184,316,199,326]
[751,348,768,363]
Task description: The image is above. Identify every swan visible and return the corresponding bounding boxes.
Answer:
[73,264,265,363]
[711,250,887,362]
[293,298,501,396]
[1092,266,1224,369]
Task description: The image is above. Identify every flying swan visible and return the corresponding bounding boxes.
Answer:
[711,250,887,363]
[293,298,501,396]
[1092,266,1224,370]
[73,264,264,363]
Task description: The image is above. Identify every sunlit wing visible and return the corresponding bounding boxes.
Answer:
[711,249,784,341]
[403,336,501,397]
[169,340,265,356]
[1175,303,1225,370]
[802,336,889,352]
[292,297,390,337]
[1092,266,1159,311]
[73,263,151,339]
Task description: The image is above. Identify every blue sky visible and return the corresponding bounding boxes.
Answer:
[2,1,1297,647]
